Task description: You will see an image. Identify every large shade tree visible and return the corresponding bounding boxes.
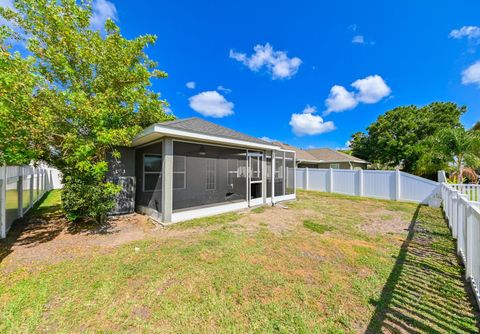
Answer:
[0,27,50,165]
[0,0,174,221]
[350,102,465,174]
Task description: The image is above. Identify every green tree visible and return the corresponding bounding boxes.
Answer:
[0,27,49,165]
[1,0,173,222]
[350,102,465,173]
[416,127,480,182]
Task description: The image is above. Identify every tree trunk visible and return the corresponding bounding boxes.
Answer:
[458,155,463,184]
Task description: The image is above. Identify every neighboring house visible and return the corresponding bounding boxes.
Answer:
[273,142,368,169]
[306,148,368,169]
[108,118,296,224]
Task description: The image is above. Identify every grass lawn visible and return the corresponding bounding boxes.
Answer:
[0,190,478,333]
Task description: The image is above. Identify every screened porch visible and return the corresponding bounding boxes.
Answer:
[134,138,295,224]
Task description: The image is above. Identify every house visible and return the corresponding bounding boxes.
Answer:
[108,118,296,224]
[306,148,368,169]
[273,142,368,169]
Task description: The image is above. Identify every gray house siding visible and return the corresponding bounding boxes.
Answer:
[106,147,136,214]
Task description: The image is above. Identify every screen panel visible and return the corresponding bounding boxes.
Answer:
[274,151,285,197]
[173,141,247,211]
[285,152,295,195]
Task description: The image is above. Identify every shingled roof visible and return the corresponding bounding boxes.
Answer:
[157,117,271,145]
[306,148,367,163]
[272,142,319,162]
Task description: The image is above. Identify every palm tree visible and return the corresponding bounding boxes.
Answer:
[416,127,480,183]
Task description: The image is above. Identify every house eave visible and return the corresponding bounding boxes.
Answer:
[132,124,281,151]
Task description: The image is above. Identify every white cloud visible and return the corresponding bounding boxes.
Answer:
[336,140,352,150]
[324,75,391,115]
[260,136,275,142]
[186,81,196,89]
[217,85,232,93]
[325,85,358,114]
[351,75,391,104]
[462,60,480,87]
[188,91,234,118]
[289,106,336,136]
[229,43,302,80]
[352,35,365,44]
[91,0,118,30]
[449,26,480,40]
[302,105,317,114]
[165,107,173,114]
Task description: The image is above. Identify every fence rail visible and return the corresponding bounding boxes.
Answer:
[0,165,62,238]
[441,183,480,307]
[450,184,480,202]
[296,168,439,204]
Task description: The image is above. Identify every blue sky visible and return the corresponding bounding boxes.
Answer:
[7,0,480,149]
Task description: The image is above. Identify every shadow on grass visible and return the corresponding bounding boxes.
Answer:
[366,205,480,333]
[0,190,64,264]
[0,190,118,265]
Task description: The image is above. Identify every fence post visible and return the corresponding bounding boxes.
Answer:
[36,167,39,204]
[457,195,466,256]
[328,168,333,193]
[395,169,401,201]
[18,166,23,218]
[452,191,458,238]
[304,168,309,190]
[358,169,364,197]
[29,167,33,210]
[437,170,447,183]
[466,205,473,279]
[0,165,6,239]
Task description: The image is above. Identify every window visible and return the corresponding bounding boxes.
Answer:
[206,158,216,190]
[173,156,186,189]
[330,163,340,169]
[143,154,162,192]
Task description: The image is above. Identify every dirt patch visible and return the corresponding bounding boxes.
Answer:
[233,204,319,235]
[360,208,411,235]
[0,211,234,273]
[132,305,152,320]
[0,213,156,272]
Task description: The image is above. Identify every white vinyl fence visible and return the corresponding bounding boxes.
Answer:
[0,165,63,238]
[296,168,439,204]
[441,183,480,307]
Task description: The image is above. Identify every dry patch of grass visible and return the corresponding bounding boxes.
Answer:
[0,190,477,333]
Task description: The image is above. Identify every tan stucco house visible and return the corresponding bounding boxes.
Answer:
[273,142,368,170]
